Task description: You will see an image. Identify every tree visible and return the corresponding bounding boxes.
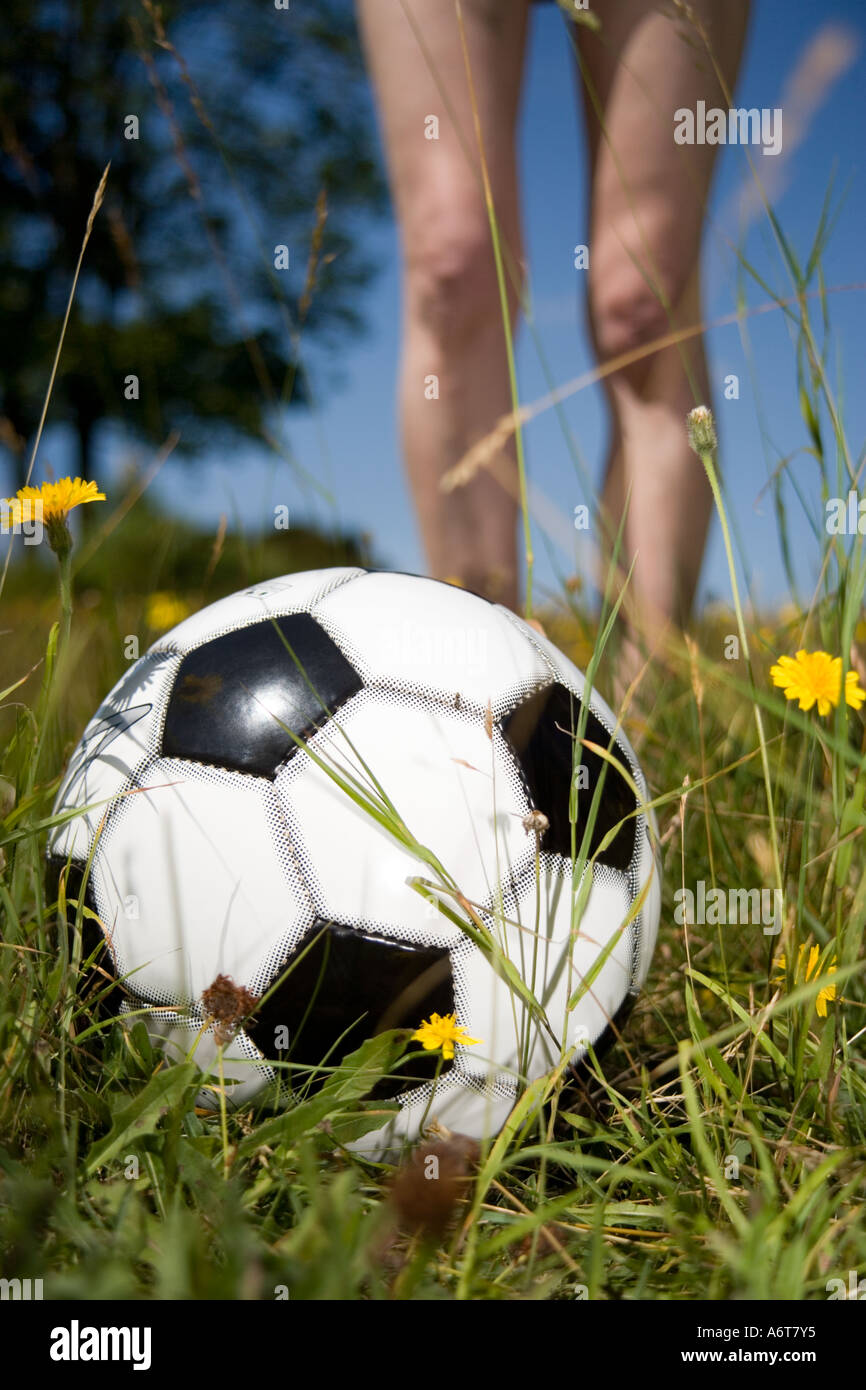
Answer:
[0,0,385,490]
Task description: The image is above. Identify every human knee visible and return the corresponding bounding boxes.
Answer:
[404,202,511,345]
[590,266,677,372]
[589,229,693,376]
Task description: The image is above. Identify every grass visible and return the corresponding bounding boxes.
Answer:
[1,7,865,1302]
[2,460,864,1300]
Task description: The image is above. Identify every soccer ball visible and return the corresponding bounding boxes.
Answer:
[49,568,660,1152]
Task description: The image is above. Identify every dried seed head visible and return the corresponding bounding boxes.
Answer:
[484,699,494,741]
[522,809,549,839]
[389,1135,481,1236]
[202,973,259,1046]
[684,633,704,709]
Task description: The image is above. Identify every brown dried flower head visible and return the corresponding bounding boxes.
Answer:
[201,973,259,1046]
[389,1134,481,1237]
[522,808,549,840]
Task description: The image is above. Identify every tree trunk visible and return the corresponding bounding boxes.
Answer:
[73,412,99,537]
[76,413,94,480]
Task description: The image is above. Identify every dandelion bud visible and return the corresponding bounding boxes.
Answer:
[686,405,718,456]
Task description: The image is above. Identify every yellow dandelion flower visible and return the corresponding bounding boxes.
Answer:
[774,942,837,1018]
[769,649,866,717]
[411,1012,481,1061]
[844,669,866,710]
[146,590,191,631]
[15,476,105,521]
[4,477,106,558]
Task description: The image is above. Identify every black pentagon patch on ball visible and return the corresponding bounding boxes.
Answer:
[501,683,636,871]
[162,614,362,778]
[247,920,455,1098]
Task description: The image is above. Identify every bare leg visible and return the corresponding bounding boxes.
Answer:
[577,1,750,670]
[356,0,531,607]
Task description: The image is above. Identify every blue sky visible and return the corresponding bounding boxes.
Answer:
[27,0,866,612]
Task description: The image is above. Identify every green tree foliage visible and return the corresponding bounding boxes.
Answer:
[72,491,377,597]
[0,0,385,488]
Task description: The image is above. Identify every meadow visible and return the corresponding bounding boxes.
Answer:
[1,16,865,1303]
